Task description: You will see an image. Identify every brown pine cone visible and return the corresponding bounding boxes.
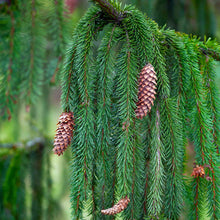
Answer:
[135,63,157,119]
[191,165,205,178]
[101,196,130,215]
[53,112,74,156]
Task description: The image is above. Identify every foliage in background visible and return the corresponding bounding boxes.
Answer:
[126,0,218,40]
[0,139,56,220]
[0,1,77,219]
[0,0,70,120]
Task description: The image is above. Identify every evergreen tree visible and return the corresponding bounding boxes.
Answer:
[58,0,220,219]
[0,0,219,219]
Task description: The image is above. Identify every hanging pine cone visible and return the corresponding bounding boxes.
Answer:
[135,63,157,119]
[191,164,212,181]
[191,165,205,178]
[53,112,74,156]
[101,196,130,215]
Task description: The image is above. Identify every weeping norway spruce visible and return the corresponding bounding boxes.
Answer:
[53,0,220,219]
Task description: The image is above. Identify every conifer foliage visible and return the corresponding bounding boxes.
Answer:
[0,139,53,220]
[0,0,69,119]
[58,0,220,219]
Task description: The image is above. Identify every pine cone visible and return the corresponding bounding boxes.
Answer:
[135,63,157,119]
[101,196,130,215]
[191,165,205,178]
[53,112,74,156]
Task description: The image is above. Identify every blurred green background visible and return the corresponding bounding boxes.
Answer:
[0,0,219,219]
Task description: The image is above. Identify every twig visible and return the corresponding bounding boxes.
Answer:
[91,0,125,21]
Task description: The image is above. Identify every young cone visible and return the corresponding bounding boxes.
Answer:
[135,63,157,119]
[191,165,205,178]
[53,112,74,156]
[101,196,130,215]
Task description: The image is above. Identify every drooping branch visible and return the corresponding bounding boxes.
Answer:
[56,1,220,218]
[92,0,125,21]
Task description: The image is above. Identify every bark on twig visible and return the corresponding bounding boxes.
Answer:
[92,0,125,21]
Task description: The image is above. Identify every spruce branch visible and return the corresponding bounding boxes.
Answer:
[6,9,15,109]
[115,32,135,197]
[201,57,220,153]
[113,16,145,219]
[200,57,220,218]
[5,11,15,119]
[61,8,106,112]
[19,0,46,106]
[94,23,119,216]
[0,5,19,119]
[163,29,191,106]
[147,20,170,98]
[66,7,107,219]
[184,38,213,164]
[147,107,165,218]
[184,37,219,219]
[56,1,220,219]
[161,98,185,219]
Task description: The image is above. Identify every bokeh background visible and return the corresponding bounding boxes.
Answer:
[0,0,219,219]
